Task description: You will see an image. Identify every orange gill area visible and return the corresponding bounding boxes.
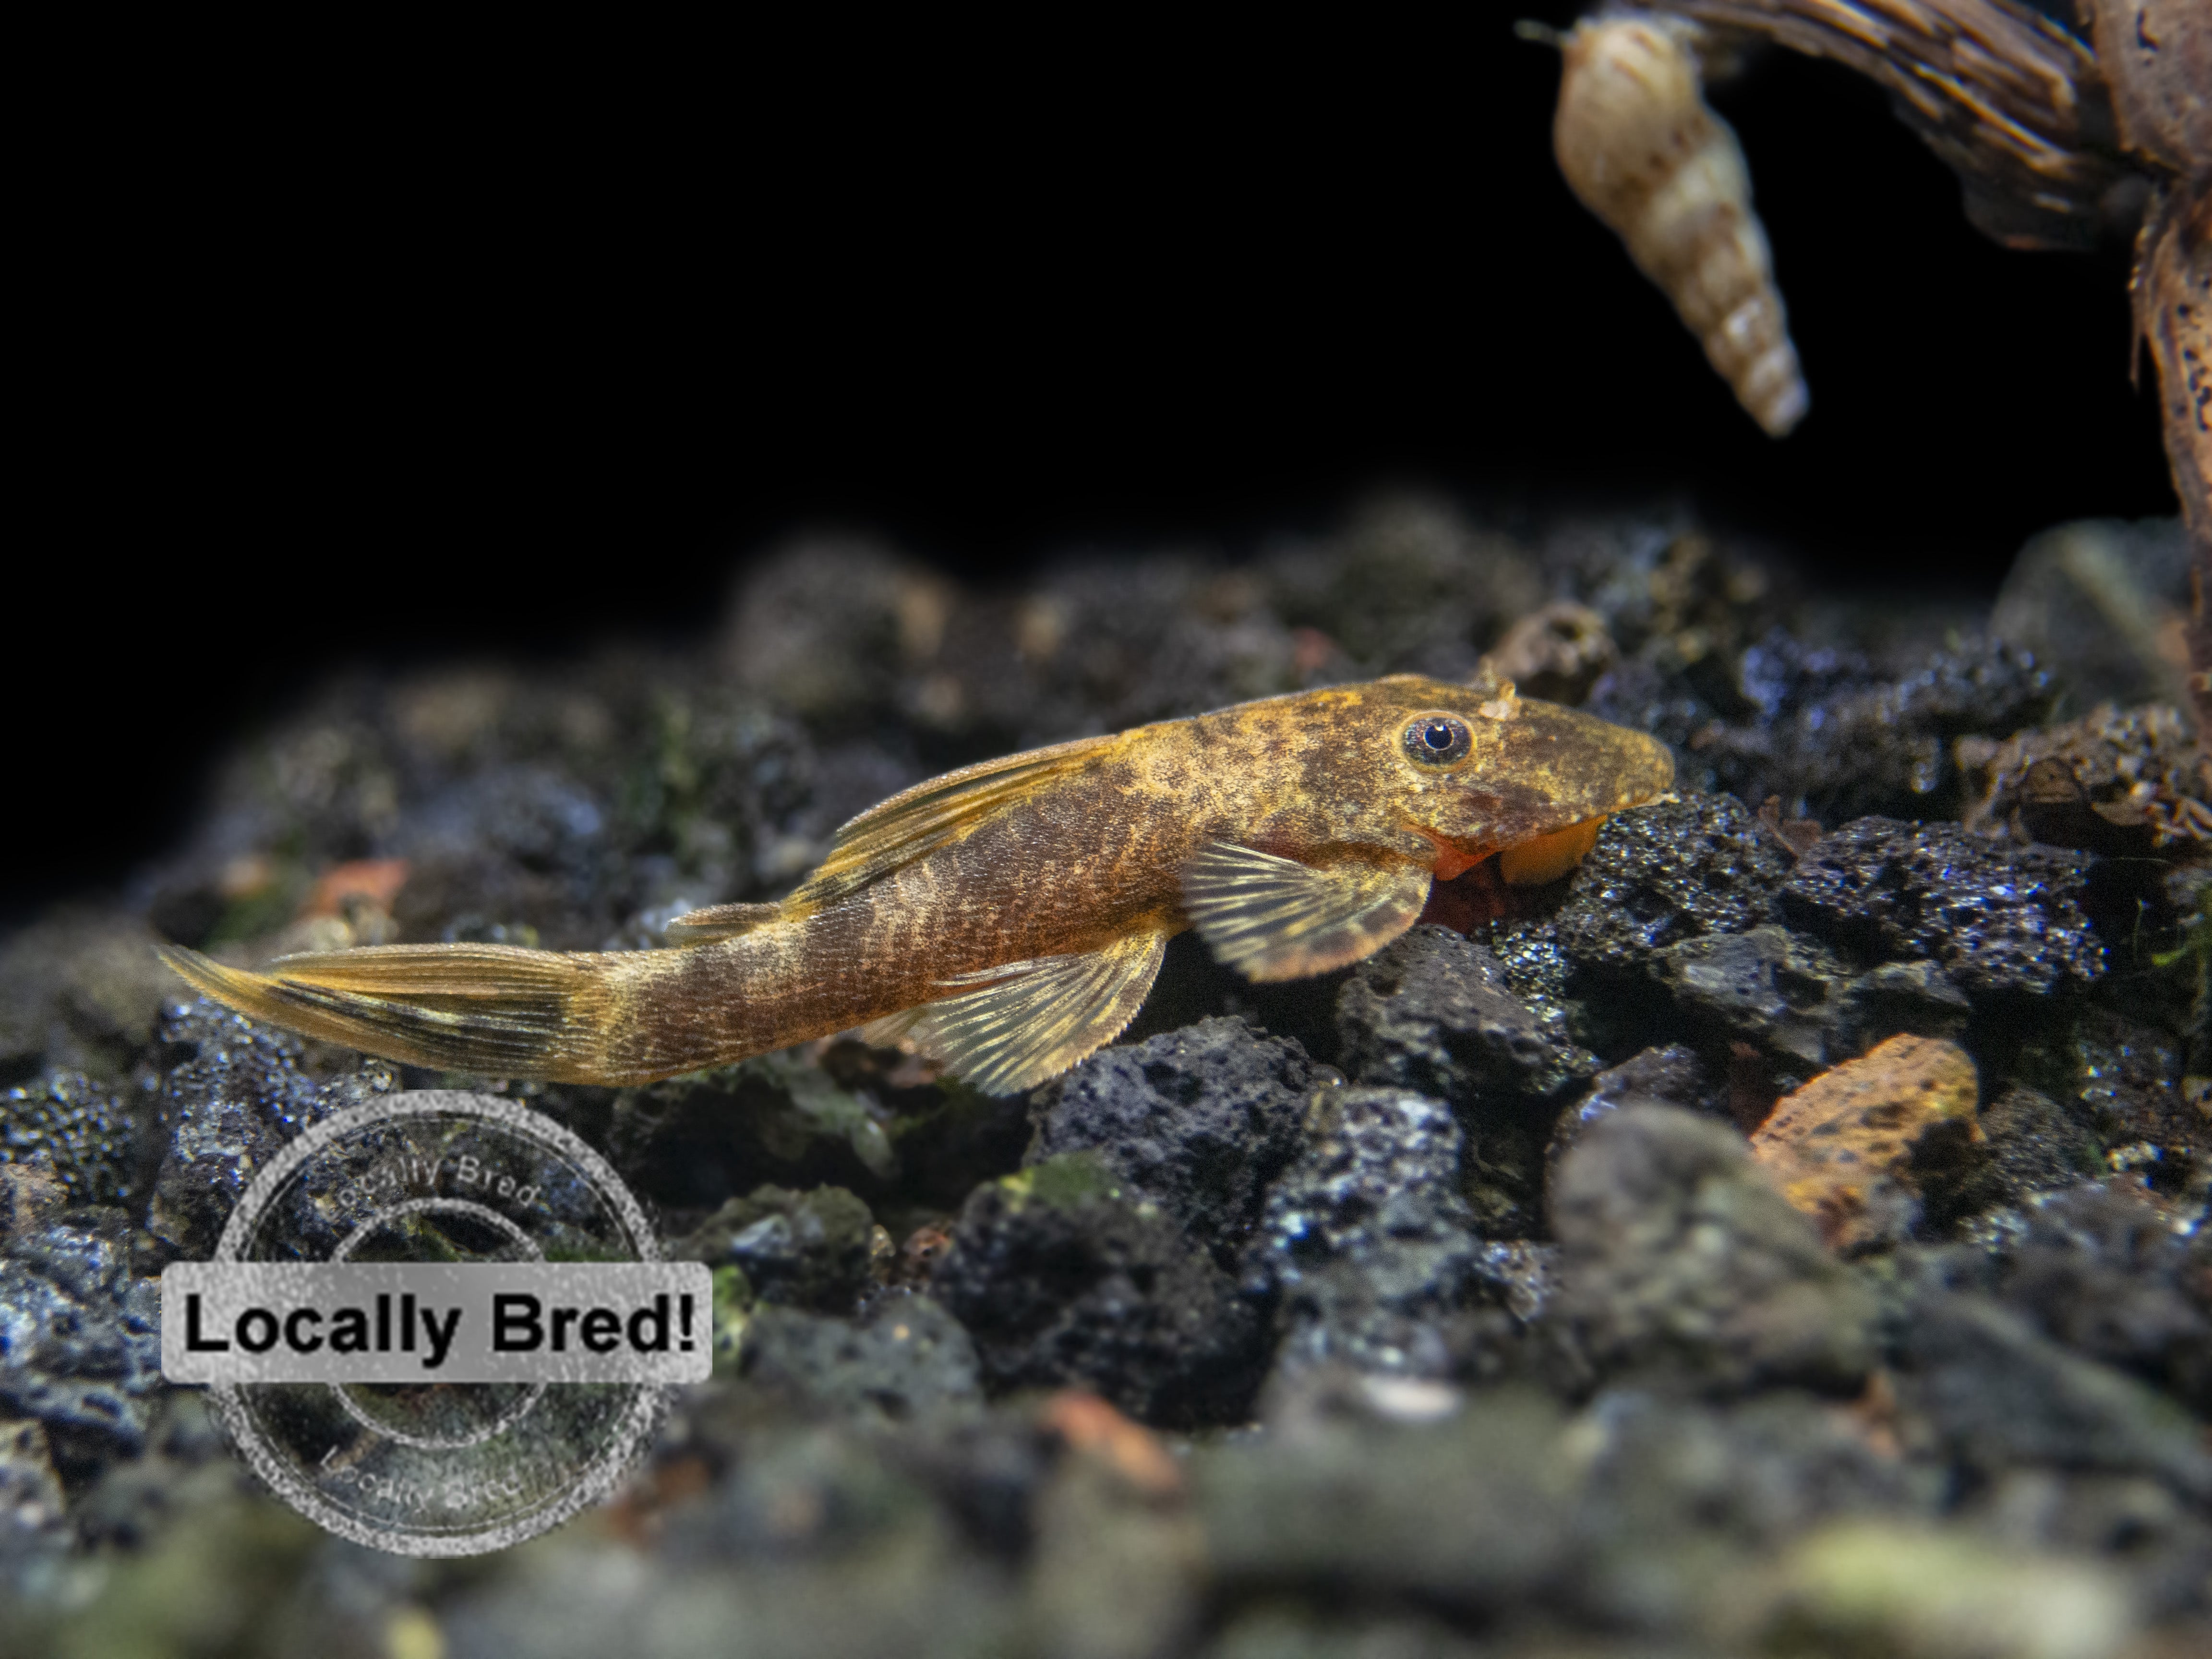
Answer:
[1416,857,1516,934]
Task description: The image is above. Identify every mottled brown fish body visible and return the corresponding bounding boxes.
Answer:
[158,675,1673,1093]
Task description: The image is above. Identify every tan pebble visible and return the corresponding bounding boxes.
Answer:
[1480,601,1616,706]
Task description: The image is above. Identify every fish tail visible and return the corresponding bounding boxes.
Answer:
[155,940,645,1083]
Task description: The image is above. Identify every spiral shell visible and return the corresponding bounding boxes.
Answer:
[1554,12,1808,437]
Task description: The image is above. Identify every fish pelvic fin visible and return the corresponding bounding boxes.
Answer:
[861,927,1168,1095]
[155,941,635,1083]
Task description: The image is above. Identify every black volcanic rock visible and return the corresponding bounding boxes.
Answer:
[929,1154,1266,1428]
[1781,817,2104,999]
[1025,1017,1315,1271]
[1243,1086,1497,1382]
[1542,1106,1878,1398]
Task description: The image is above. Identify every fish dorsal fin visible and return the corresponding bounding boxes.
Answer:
[663,902,782,943]
[859,929,1167,1095]
[1180,842,1431,982]
[793,732,1120,905]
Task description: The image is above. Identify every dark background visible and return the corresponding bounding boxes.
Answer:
[14,6,2175,920]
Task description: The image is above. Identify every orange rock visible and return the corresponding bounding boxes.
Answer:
[601,1451,714,1545]
[1290,626,1339,676]
[1750,1035,1981,1254]
[301,859,409,918]
[1039,1390,1183,1498]
[895,1220,957,1287]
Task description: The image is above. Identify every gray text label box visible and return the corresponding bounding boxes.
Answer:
[162,1262,714,1384]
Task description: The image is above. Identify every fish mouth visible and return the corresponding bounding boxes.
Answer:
[1495,816,1606,887]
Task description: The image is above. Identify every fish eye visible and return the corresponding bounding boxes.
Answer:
[1403,714,1471,766]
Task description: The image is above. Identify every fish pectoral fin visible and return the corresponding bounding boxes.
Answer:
[663,902,782,943]
[794,731,1122,905]
[858,929,1168,1095]
[1180,842,1431,982]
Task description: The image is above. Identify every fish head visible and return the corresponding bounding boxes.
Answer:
[1357,673,1674,881]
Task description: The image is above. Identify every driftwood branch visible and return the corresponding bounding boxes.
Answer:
[1608,0,2211,745]
[2093,3,2212,743]
[1664,0,2130,248]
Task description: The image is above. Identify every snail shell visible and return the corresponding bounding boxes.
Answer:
[1554,12,1808,437]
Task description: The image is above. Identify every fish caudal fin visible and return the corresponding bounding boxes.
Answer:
[155,941,628,1083]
